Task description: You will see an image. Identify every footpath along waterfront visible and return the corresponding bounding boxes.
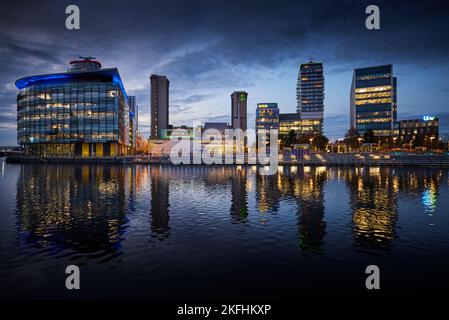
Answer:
[6,153,449,167]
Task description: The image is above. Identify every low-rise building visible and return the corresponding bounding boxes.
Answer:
[398,116,439,145]
[279,113,322,137]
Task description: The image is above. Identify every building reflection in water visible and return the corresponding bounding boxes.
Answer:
[149,166,170,240]
[230,167,249,221]
[128,165,150,214]
[345,167,398,251]
[255,169,280,214]
[293,167,327,254]
[15,164,130,260]
[392,168,442,215]
[14,164,445,259]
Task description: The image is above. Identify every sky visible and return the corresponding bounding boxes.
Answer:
[0,0,448,145]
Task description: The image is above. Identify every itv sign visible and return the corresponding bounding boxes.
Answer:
[423,115,436,121]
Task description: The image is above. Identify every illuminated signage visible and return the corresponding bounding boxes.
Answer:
[423,115,435,121]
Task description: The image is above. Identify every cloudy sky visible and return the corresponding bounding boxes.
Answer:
[1,0,448,145]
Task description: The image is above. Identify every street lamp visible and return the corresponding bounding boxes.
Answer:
[309,138,313,152]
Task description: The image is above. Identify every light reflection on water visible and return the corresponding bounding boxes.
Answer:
[0,160,448,299]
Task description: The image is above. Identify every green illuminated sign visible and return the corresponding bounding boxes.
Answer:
[239,94,246,102]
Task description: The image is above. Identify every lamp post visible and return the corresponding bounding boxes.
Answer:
[358,137,362,152]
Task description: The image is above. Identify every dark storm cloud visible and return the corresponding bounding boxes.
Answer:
[1,0,449,143]
[3,0,448,78]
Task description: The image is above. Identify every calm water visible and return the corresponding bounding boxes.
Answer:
[0,157,448,300]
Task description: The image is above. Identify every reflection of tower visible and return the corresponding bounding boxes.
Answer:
[346,167,398,251]
[150,168,170,239]
[295,167,327,253]
[230,169,249,221]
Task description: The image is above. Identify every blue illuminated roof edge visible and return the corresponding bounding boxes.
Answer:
[15,68,128,100]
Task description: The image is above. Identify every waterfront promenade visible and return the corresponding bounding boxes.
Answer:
[5,152,449,167]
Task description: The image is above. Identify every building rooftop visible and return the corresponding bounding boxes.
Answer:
[15,68,128,99]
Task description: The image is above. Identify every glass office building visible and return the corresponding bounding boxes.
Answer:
[279,113,322,137]
[398,116,439,144]
[16,58,133,156]
[256,103,279,135]
[350,65,397,137]
[296,61,324,120]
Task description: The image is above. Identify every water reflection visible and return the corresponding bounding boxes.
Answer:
[13,164,447,259]
[295,167,327,254]
[230,168,249,221]
[150,167,170,239]
[344,167,398,251]
[16,165,129,260]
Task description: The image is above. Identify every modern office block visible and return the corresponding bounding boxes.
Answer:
[350,65,397,136]
[255,103,279,135]
[297,61,324,122]
[279,113,322,136]
[16,57,132,157]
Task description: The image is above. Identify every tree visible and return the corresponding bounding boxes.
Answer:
[344,128,360,149]
[313,134,329,151]
[280,130,297,149]
[363,129,376,143]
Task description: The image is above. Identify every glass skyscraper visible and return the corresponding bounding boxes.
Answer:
[16,58,133,156]
[296,61,324,120]
[350,65,397,136]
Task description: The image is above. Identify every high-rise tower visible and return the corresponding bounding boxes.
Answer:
[231,91,247,132]
[150,74,169,139]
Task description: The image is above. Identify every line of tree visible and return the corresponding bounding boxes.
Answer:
[279,130,329,151]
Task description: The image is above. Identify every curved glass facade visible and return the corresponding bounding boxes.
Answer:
[16,68,131,156]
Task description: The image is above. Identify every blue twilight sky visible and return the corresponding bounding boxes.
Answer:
[0,0,449,145]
